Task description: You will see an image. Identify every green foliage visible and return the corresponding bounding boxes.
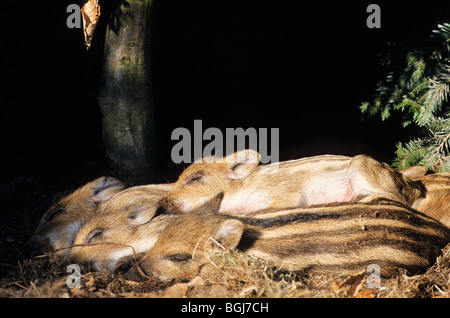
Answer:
[362,23,450,172]
[393,117,450,172]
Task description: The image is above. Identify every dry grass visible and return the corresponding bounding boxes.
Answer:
[1,243,449,298]
[2,175,449,298]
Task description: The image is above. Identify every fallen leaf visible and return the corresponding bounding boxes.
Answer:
[69,287,90,298]
[187,283,228,298]
[355,290,377,298]
[85,274,96,291]
[187,276,204,288]
[333,270,366,298]
[239,285,260,297]
[81,0,101,51]
[159,283,189,298]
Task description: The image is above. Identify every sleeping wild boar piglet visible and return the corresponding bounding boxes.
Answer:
[69,184,175,273]
[28,177,124,257]
[160,149,425,214]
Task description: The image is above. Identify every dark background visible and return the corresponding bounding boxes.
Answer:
[1,0,450,263]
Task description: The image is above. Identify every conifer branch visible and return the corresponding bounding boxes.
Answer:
[362,22,450,172]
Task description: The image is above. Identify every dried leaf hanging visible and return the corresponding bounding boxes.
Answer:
[81,0,101,51]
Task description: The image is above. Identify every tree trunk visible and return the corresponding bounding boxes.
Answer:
[98,0,155,185]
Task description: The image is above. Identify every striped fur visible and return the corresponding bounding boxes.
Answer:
[141,196,450,280]
[160,150,426,214]
[412,172,450,227]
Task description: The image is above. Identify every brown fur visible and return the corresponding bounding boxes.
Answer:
[28,177,125,256]
[398,166,427,180]
[161,150,425,214]
[138,195,450,280]
[69,184,174,272]
[412,173,450,227]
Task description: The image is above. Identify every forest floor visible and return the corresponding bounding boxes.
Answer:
[1,176,449,298]
[0,244,449,298]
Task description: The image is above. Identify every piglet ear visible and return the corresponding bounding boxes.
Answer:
[398,166,427,180]
[196,192,224,215]
[225,149,260,180]
[212,219,244,250]
[91,177,125,203]
[128,206,156,227]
